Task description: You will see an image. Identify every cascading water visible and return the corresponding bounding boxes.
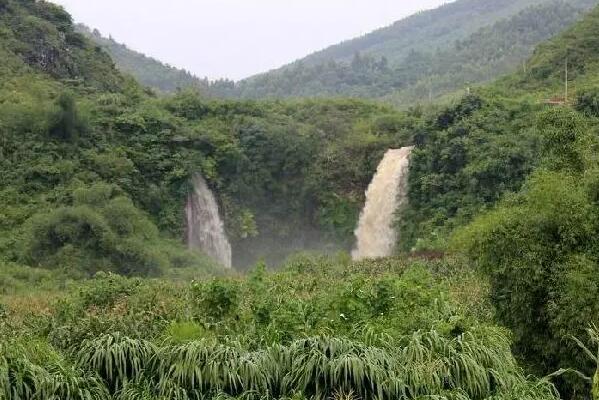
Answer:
[185,174,232,268]
[352,147,414,261]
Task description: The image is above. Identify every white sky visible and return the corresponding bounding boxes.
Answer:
[52,0,449,81]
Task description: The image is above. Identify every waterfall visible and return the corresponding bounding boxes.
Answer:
[352,147,414,261]
[185,174,232,268]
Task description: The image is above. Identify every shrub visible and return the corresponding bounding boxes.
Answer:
[21,184,169,277]
[576,87,599,118]
[191,278,240,321]
[453,170,599,393]
[78,272,141,309]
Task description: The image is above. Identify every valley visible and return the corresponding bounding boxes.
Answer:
[2,0,599,399]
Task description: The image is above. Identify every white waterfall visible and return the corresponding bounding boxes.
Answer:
[185,174,232,268]
[352,147,414,261]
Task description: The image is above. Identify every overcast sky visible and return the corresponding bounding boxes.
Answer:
[52,0,449,81]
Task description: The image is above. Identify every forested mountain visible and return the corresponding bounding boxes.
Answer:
[75,24,235,95]
[301,0,562,66]
[72,0,597,104]
[400,7,599,395]
[233,0,597,104]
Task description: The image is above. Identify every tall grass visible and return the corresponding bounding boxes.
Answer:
[38,328,557,400]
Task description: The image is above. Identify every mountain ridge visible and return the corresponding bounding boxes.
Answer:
[234,0,597,104]
[76,0,597,105]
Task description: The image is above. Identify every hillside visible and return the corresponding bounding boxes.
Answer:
[75,24,235,95]
[233,0,597,104]
[0,0,125,90]
[301,0,558,66]
[70,0,597,105]
[401,6,599,396]
[0,0,417,272]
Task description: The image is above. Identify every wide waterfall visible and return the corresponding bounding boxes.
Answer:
[185,174,232,268]
[352,147,414,261]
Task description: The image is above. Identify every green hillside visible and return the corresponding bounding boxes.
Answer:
[75,24,235,95]
[405,5,599,396]
[301,0,560,66]
[0,0,124,90]
[0,0,416,271]
[233,0,597,105]
[71,0,597,105]
[4,0,599,399]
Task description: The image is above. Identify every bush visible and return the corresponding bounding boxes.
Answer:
[191,278,240,321]
[537,107,591,172]
[452,170,599,392]
[49,92,84,141]
[576,87,599,117]
[78,272,141,309]
[21,184,168,277]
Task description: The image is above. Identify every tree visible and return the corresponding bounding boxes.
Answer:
[452,108,599,396]
[49,92,80,141]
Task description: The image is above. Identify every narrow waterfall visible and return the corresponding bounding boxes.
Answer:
[352,147,414,261]
[185,174,232,268]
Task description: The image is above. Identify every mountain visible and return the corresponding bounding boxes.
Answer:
[0,0,125,90]
[74,0,597,105]
[233,0,597,104]
[296,0,568,66]
[75,24,235,95]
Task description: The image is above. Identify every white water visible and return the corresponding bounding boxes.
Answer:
[352,147,414,261]
[185,174,232,268]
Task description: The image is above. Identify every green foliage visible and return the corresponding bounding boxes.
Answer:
[164,321,206,343]
[77,272,142,309]
[452,107,599,395]
[49,91,85,141]
[0,262,61,295]
[0,0,124,90]
[21,184,168,277]
[2,328,555,400]
[0,339,109,400]
[537,107,591,172]
[191,278,240,321]
[398,95,540,251]
[48,275,185,349]
[577,87,599,117]
[527,4,599,84]
[2,254,523,399]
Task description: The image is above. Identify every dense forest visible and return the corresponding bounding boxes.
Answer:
[3,0,599,399]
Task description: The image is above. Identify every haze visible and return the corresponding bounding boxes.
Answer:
[52,0,449,81]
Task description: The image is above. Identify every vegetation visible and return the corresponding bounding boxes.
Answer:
[439,6,599,398]
[0,255,560,400]
[229,0,597,106]
[0,0,416,271]
[73,0,598,107]
[76,24,235,96]
[5,0,599,399]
